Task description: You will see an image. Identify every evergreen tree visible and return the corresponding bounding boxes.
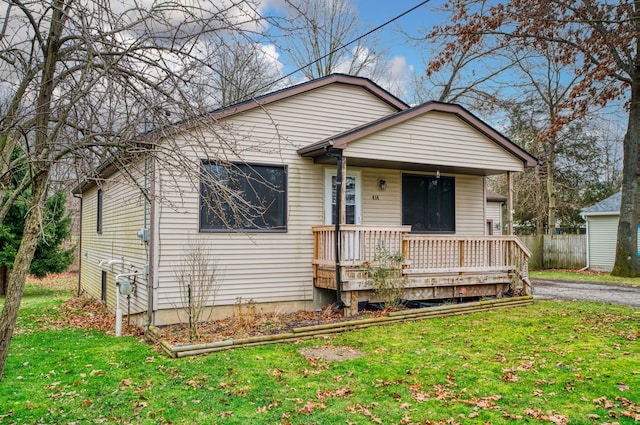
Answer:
[0,188,74,295]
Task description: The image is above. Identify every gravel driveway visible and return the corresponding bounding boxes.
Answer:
[531,279,640,308]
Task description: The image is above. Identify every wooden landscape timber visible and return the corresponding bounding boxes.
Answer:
[153,296,534,358]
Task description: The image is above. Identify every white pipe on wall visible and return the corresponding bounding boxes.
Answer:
[114,271,144,336]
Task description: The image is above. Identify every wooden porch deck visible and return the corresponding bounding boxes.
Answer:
[313,225,531,316]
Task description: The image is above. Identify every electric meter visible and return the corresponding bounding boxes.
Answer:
[118,279,133,296]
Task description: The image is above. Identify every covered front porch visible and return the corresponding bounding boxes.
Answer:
[313,225,531,316]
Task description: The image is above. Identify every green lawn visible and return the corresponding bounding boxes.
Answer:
[1,278,638,424]
[530,270,640,286]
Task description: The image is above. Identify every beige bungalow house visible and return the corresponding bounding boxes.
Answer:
[75,74,538,326]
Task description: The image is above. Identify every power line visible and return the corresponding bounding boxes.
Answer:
[252,0,431,96]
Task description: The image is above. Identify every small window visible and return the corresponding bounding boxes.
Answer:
[200,162,287,232]
[402,174,455,232]
[97,188,103,234]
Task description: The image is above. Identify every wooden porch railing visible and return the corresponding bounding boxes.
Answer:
[312,225,531,276]
[313,225,412,267]
[402,235,531,274]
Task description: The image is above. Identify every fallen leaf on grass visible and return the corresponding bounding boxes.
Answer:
[523,408,568,425]
[501,370,520,382]
[317,387,352,400]
[298,400,326,415]
[593,396,615,409]
[347,404,383,424]
[616,382,629,391]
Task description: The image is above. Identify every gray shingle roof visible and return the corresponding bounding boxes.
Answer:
[486,189,507,202]
[581,192,621,215]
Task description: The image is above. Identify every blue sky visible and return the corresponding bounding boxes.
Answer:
[351,0,438,70]
[281,0,448,100]
[254,0,457,102]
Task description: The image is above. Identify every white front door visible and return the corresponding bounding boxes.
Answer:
[324,168,362,225]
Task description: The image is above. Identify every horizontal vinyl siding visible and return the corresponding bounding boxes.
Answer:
[588,216,618,272]
[361,168,402,225]
[345,111,524,172]
[455,175,485,235]
[486,202,503,235]
[80,168,149,313]
[154,84,395,310]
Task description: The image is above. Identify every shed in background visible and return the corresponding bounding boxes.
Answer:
[581,192,639,272]
[486,189,506,235]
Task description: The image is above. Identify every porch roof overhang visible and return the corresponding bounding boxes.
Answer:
[300,152,516,176]
[297,101,539,175]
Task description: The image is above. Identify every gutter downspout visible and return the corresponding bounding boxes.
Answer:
[147,155,155,328]
[324,145,343,308]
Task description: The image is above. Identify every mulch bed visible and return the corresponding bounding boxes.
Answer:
[156,306,387,345]
[31,280,386,345]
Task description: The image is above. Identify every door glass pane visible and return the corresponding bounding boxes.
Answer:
[331,176,356,224]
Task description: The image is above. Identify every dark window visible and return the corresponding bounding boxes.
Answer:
[200,162,287,231]
[101,271,107,304]
[97,188,103,234]
[402,174,455,232]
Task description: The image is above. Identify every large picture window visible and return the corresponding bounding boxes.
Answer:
[200,162,287,232]
[402,174,455,232]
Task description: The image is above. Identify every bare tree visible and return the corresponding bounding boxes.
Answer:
[283,0,390,82]
[0,0,277,380]
[494,98,623,234]
[408,32,515,111]
[429,0,638,277]
[510,46,589,234]
[173,242,222,342]
[187,36,287,108]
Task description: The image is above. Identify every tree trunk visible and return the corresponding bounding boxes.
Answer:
[612,82,639,276]
[0,175,47,380]
[547,141,556,236]
[0,0,64,380]
[612,4,640,277]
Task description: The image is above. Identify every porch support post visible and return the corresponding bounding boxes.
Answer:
[507,171,514,235]
[323,146,344,308]
[340,156,347,225]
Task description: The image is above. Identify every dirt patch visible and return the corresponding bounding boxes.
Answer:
[299,346,364,362]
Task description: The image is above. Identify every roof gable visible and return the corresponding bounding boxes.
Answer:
[205,73,408,121]
[298,101,538,169]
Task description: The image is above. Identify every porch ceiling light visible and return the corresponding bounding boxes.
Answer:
[436,168,440,179]
[377,178,387,191]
